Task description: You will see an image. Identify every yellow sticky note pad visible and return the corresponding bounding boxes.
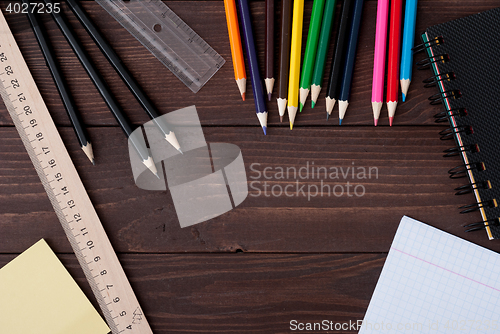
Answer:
[0,239,110,334]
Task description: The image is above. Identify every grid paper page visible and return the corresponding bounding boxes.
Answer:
[359,216,500,333]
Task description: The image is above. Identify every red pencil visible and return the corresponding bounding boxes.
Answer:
[386,0,402,126]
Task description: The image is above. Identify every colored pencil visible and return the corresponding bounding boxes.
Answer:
[224,0,247,101]
[237,0,268,134]
[299,0,325,112]
[310,0,337,108]
[386,0,403,126]
[338,0,364,124]
[277,0,293,122]
[45,0,158,176]
[371,0,389,126]
[287,0,305,129]
[400,0,418,102]
[325,0,353,118]
[66,0,181,154]
[265,0,275,101]
[24,0,94,164]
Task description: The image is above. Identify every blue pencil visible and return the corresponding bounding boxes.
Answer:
[400,0,418,102]
[337,0,364,124]
[237,0,268,135]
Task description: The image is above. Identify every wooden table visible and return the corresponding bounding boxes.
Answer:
[1,1,499,332]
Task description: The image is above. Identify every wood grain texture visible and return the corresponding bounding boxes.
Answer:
[0,252,384,333]
[1,126,493,254]
[0,1,499,127]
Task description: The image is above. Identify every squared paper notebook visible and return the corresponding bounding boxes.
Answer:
[0,239,110,334]
[359,216,500,333]
[420,7,500,239]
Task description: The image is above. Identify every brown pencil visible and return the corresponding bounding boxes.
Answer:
[265,0,275,101]
[277,0,292,121]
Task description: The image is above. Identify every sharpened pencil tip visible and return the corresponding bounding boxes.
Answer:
[374,118,378,126]
[326,112,330,120]
[242,93,246,101]
[389,117,393,126]
[311,101,315,109]
[268,93,272,101]
[280,115,283,122]
[262,126,267,135]
[177,147,183,154]
[299,103,303,113]
[290,123,293,130]
[339,118,342,125]
[402,93,406,102]
[92,158,95,165]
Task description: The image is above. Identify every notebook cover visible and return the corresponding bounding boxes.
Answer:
[421,7,500,240]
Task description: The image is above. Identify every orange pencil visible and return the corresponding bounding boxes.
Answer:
[224,0,247,101]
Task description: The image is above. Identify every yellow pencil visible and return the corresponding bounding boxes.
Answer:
[287,0,305,129]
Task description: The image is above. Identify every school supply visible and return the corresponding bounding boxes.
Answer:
[325,0,353,119]
[310,0,337,108]
[0,9,152,332]
[338,0,364,123]
[360,216,500,333]
[419,7,500,240]
[265,0,275,100]
[386,0,402,126]
[400,0,418,101]
[277,0,293,121]
[23,0,93,164]
[237,0,268,134]
[224,0,247,101]
[96,0,225,93]
[0,240,109,334]
[299,0,325,111]
[371,0,389,126]
[287,0,305,129]
[45,0,158,176]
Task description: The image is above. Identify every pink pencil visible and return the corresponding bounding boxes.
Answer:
[371,0,389,126]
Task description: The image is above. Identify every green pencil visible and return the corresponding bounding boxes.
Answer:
[310,0,337,108]
[299,0,325,112]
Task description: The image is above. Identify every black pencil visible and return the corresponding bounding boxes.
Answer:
[325,0,354,119]
[65,0,181,154]
[23,0,94,164]
[43,0,158,176]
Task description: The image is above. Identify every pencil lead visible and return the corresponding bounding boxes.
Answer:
[242,92,246,101]
[177,147,183,155]
[142,156,159,178]
[389,116,394,126]
[339,118,342,125]
[290,122,293,130]
[262,126,267,135]
[326,112,330,120]
[268,93,272,101]
[374,118,378,126]
[299,102,304,112]
[402,93,406,102]
[311,100,315,109]
[400,79,410,102]
[237,78,246,101]
[81,142,95,165]
[92,158,95,165]
[280,115,283,122]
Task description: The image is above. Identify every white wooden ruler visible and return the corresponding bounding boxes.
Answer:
[0,9,152,334]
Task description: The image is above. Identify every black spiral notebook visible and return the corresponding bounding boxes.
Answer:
[420,7,500,240]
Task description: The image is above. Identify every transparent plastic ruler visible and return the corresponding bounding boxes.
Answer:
[96,0,225,93]
[0,9,152,334]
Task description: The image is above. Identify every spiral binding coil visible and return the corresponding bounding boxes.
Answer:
[417,36,498,233]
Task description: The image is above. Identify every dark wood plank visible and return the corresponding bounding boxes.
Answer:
[0,252,384,333]
[1,126,493,254]
[1,1,498,127]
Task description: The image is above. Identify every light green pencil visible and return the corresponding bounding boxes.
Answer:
[310,0,337,108]
[299,0,325,112]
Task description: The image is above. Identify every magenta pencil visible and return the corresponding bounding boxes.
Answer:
[371,0,389,126]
